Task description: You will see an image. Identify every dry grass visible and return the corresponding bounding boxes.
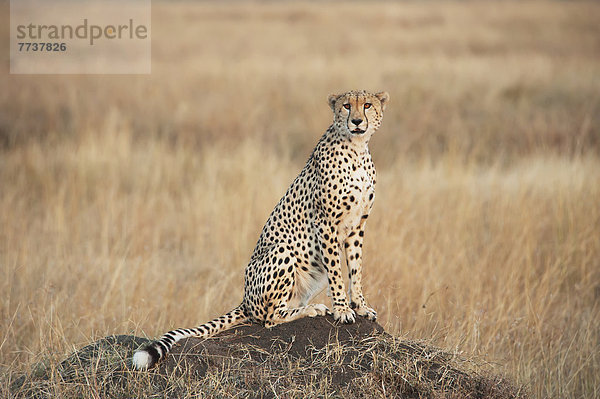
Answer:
[1,1,599,398]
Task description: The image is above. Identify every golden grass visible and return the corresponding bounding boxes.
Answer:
[1,1,599,398]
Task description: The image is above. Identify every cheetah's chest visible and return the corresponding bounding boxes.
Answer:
[339,165,375,238]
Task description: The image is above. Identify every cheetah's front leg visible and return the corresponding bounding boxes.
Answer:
[318,220,355,324]
[344,224,377,321]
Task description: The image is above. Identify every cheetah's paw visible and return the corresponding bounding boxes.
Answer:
[307,303,329,317]
[350,300,377,321]
[355,305,377,321]
[333,306,356,324]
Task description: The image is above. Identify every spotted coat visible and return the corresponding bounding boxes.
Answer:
[133,90,390,369]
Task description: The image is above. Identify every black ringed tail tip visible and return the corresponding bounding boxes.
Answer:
[132,305,249,370]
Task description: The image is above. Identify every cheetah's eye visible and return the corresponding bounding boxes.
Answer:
[364,103,372,109]
[343,104,351,110]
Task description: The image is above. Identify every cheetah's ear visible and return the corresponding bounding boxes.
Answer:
[328,93,341,111]
[375,92,390,111]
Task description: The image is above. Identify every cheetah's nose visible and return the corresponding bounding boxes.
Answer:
[351,118,363,126]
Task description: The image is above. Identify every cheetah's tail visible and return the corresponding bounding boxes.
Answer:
[132,305,248,370]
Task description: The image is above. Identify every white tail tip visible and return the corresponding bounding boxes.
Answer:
[132,349,152,370]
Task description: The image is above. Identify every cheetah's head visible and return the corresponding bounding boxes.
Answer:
[328,90,389,137]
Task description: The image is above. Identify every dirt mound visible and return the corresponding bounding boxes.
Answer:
[160,314,383,379]
[9,315,525,398]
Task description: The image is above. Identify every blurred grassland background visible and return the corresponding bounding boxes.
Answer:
[1,1,599,398]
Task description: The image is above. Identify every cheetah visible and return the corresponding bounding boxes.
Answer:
[132,90,390,370]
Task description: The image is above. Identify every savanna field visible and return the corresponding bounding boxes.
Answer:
[1,1,599,398]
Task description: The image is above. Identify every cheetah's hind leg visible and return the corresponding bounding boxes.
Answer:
[264,303,329,328]
[251,244,329,328]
